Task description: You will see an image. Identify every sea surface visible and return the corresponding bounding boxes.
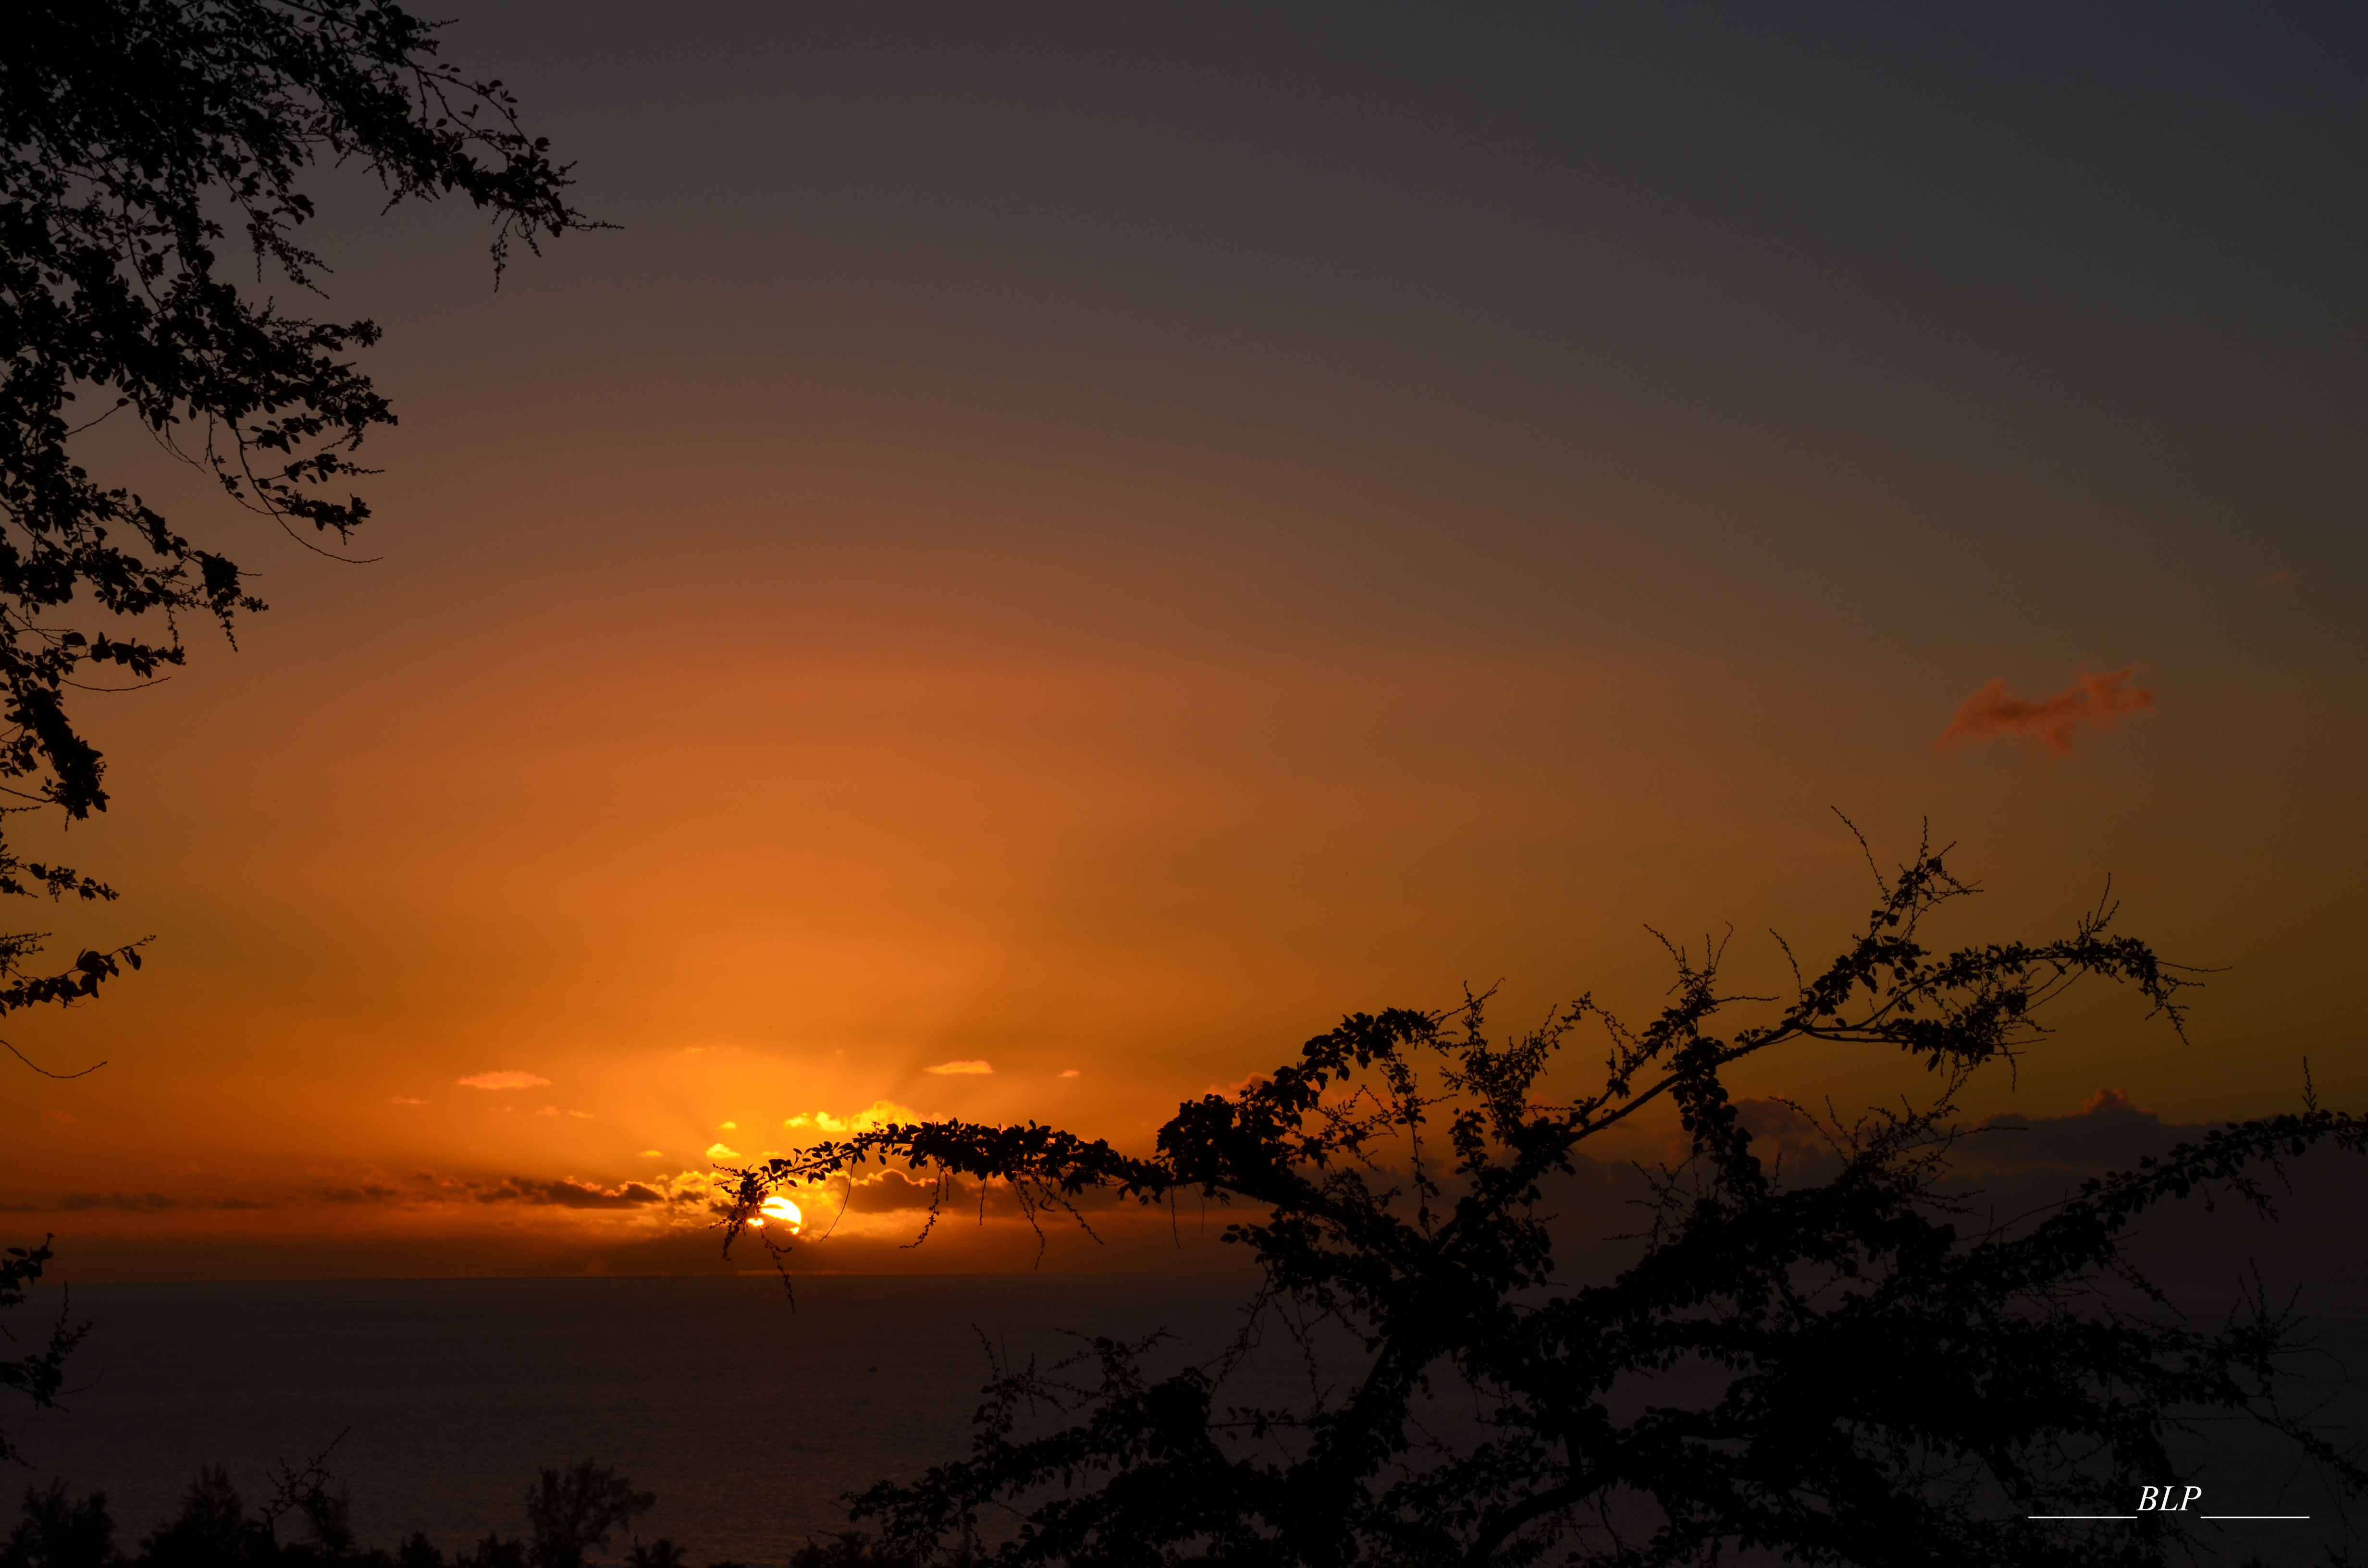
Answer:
[8,1276,2365,1567]
[10,1276,1264,1567]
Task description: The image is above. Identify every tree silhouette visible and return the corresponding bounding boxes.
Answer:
[2,1457,654,1568]
[521,1463,654,1568]
[0,0,594,1460]
[0,1242,81,1469]
[0,0,594,1024]
[1,1476,117,1568]
[722,833,2366,1568]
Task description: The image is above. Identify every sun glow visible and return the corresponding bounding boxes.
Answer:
[752,1194,802,1231]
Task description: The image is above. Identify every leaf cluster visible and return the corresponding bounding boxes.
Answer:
[722,836,2364,1568]
[0,0,592,1015]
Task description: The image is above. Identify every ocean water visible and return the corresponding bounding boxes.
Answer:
[8,1276,2365,1567]
[8,1276,1262,1566]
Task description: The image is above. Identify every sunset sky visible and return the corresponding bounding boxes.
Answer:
[6,4,2363,1279]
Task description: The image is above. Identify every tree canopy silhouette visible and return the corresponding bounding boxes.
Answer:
[722,835,2366,1568]
[0,0,592,1458]
[0,1240,80,1469]
[0,0,593,1019]
[0,1453,654,1568]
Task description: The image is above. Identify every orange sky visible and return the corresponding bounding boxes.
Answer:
[5,4,2364,1278]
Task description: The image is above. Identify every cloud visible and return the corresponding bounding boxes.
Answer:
[720,1121,736,1130]
[60,1191,175,1212]
[1705,1089,2208,1184]
[54,1192,275,1212]
[2255,569,2294,590]
[308,1171,691,1213]
[39,1109,75,1125]
[458,1071,551,1090]
[1936,665,2155,757]
[388,1096,426,1105]
[535,1105,560,1117]
[837,1168,949,1212]
[783,1100,927,1136]
[1059,1069,1079,1078]
[706,1142,740,1160]
[1664,1090,2214,1185]
[476,1177,664,1210]
[924,1060,994,1075]
[568,1111,593,1119]
[638,1149,663,1158]
[1959,1088,2205,1172]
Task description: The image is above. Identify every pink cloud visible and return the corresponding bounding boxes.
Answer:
[1936,665,2155,757]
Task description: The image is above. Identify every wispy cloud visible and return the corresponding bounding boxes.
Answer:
[388,1096,426,1105]
[319,1184,401,1204]
[62,1191,175,1212]
[458,1071,551,1090]
[1936,665,2154,757]
[53,1191,275,1212]
[476,1177,664,1210]
[309,1171,694,1213]
[923,1059,993,1075]
[39,1109,75,1125]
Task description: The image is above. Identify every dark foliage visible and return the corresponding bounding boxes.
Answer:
[520,1464,652,1568]
[1,0,589,1477]
[785,1537,936,1568]
[138,1469,248,1568]
[0,1242,84,1468]
[3,1479,115,1568]
[721,836,2368,1567]
[10,1460,654,1568]
[0,0,592,1018]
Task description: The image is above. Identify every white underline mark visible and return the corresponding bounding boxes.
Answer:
[2028,1515,2313,1522]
